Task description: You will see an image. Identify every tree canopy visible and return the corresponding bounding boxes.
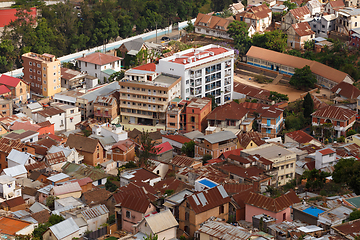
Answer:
[302,93,314,119]
[252,30,287,53]
[289,65,317,90]
[332,158,360,194]
[139,131,159,166]
[181,141,195,157]
[227,20,251,55]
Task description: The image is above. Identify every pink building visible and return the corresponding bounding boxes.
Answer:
[244,190,300,223]
[121,194,156,233]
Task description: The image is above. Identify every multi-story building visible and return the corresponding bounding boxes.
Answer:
[287,22,315,49]
[0,99,12,117]
[94,93,119,123]
[315,148,337,170]
[32,106,65,132]
[236,4,272,33]
[336,7,360,35]
[166,97,186,132]
[22,52,61,97]
[0,75,30,103]
[257,105,284,137]
[194,13,234,39]
[281,6,311,32]
[51,103,82,131]
[157,44,234,105]
[61,68,98,90]
[119,73,181,126]
[185,97,212,132]
[195,131,238,158]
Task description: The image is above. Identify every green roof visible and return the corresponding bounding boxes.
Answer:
[62,162,108,181]
[101,69,117,75]
[346,196,360,208]
[171,97,182,103]
[1,129,26,137]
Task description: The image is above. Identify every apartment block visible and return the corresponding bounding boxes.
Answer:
[257,105,284,138]
[185,98,212,132]
[166,98,186,132]
[119,74,181,126]
[94,94,119,123]
[0,99,13,117]
[157,44,234,105]
[22,52,61,97]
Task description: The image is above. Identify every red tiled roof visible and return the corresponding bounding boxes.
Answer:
[153,141,173,155]
[112,139,134,151]
[162,135,191,144]
[330,0,345,8]
[0,75,21,88]
[331,81,360,99]
[10,121,40,132]
[219,164,265,179]
[121,194,152,213]
[237,131,265,148]
[285,130,318,144]
[233,82,271,101]
[153,177,192,194]
[207,101,248,121]
[222,183,253,195]
[313,106,356,121]
[292,22,314,37]
[132,63,156,72]
[0,8,36,28]
[37,121,53,128]
[204,158,224,166]
[194,13,233,31]
[0,85,11,95]
[123,168,160,182]
[319,148,335,155]
[237,4,271,20]
[76,52,122,65]
[244,190,300,212]
[228,155,251,164]
[258,105,283,119]
[220,149,241,159]
[187,186,231,214]
[2,196,25,208]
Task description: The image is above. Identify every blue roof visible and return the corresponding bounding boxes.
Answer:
[198,179,218,189]
[303,206,325,217]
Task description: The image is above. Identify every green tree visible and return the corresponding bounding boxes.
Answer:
[48,214,64,225]
[45,195,57,210]
[210,0,232,12]
[283,1,297,10]
[202,154,212,164]
[206,94,218,110]
[332,158,360,194]
[139,131,158,166]
[0,39,16,73]
[347,129,357,137]
[304,40,315,50]
[32,215,64,240]
[285,113,305,131]
[350,210,360,221]
[143,233,159,240]
[107,214,116,225]
[227,20,251,55]
[302,169,330,190]
[181,141,195,157]
[269,91,289,102]
[165,189,174,196]
[105,178,118,192]
[252,120,258,131]
[289,65,317,90]
[303,93,314,119]
[184,20,195,33]
[252,30,288,52]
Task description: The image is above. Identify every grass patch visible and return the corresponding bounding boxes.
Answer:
[105,237,118,240]
[251,73,273,83]
[199,0,211,13]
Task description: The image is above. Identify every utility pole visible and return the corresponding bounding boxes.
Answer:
[156,22,158,43]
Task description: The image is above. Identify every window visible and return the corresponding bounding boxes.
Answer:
[185,212,189,221]
[29,68,32,72]
[43,74,46,77]
[219,205,224,214]
[170,123,175,126]
[44,81,46,84]
[283,213,286,221]
[70,110,74,114]
[29,62,32,66]
[95,64,97,70]
[126,210,131,218]
[170,115,175,118]
[37,64,40,68]
[53,72,56,76]
[43,67,46,70]
[191,116,195,122]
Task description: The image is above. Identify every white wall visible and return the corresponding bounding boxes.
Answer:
[37,113,65,131]
[85,214,108,232]
[78,60,121,84]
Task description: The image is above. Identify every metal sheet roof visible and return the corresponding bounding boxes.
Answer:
[49,217,79,239]
[197,221,251,240]
[3,165,27,177]
[81,204,109,220]
[53,182,81,196]
[201,131,236,144]
[47,173,70,183]
[7,149,33,165]
[29,202,50,214]
[143,210,178,234]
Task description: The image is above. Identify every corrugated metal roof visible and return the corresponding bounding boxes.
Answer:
[81,204,109,220]
[49,217,79,239]
[3,165,27,177]
[29,202,50,213]
[53,182,82,196]
[47,173,70,183]
[143,210,178,234]
[7,149,34,165]
[197,221,251,240]
[202,131,236,144]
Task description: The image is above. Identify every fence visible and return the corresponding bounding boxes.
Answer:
[84,226,107,240]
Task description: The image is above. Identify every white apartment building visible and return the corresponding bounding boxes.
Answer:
[0,175,21,201]
[336,7,360,35]
[91,123,128,142]
[76,52,122,83]
[157,44,234,105]
[33,106,65,131]
[315,148,338,170]
[51,103,81,131]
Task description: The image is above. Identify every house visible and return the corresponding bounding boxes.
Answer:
[81,188,112,207]
[178,185,231,237]
[33,106,65,132]
[121,194,157,233]
[134,210,178,240]
[285,130,322,147]
[246,46,354,89]
[166,98,186,132]
[150,141,173,162]
[65,134,106,166]
[237,131,265,149]
[194,13,234,39]
[337,7,360,35]
[185,98,212,133]
[62,162,108,186]
[81,204,109,231]
[47,173,70,185]
[0,138,35,171]
[110,139,135,162]
[23,102,43,119]
[50,182,82,199]
[93,94,118,123]
[324,0,345,14]
[0,99,12,117]
[37,185,53,204]
[48,145,84,164]
[60,68,98,90]
[31,210,51,224]
[332,218,360,239]
[281,6,311,32]
[310,14,337,38]
[332,81,360,102]
[2,165,27,179]
[51,103,81,131]
[195,221,251,240]
[76,52,122,83]
[236,4,272,32]
[195,131,238,159]
[67,177,93,193]
[91,123,128,142]
[232,82,272,104]
[118,38,145,59]
[241,144,296,186]
[54,196,84,210]
[0,75,30,103]
[4,130,39,143]
[9,121,54,136]
[311,105,356,137]
[257,105,284,137]
[318,205,353,227]
[120,168,161,187]
[45,152,68,171]
[7,149,35,168]
[350,27,360,48]
[1,196,26,211]
[288,22,315,49]
[243,190,300,223]
[206,101,249,131]
[162,135,192,154]
[315,148,337,170]
[0,216,35,236]
[169,155,202,172]
[229,2,244,14]
[43,217,80,240]
[306,0,321,16]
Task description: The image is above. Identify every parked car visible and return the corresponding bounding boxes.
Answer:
[161,36,170,42]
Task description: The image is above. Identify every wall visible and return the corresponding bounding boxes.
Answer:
[37,114,65,132]
[85,213,109,232]
[245,204,291,223]
[121,204,156,233]
[43,229,80,240]
[54,190,82,199]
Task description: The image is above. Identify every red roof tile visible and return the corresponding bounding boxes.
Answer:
[0,85,11,95]
[112,139,134,151]
[69,177,93,187]
[162,135,191,144]
[237,131,265,148]
[207,101,248,121]
[0,75,21,88]
[219,164,265,179]
[222,183,253,195]
[220,149,241,159]
[312,105,356,121]
[285,130,318,144]
[292,22,314,37]
[331,81,360,99]
[170,155,197,168]
[76,52,122,65]
[10,121,40,132]
[319,148,335,155]
[132,63,156,72]
[204,158,224,166]
[233,82,271,101]
[330,0,345,8]
[153,141,173,155]
[2,196,25,208]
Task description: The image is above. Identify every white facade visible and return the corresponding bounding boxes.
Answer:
[19,132,39,143]
[157,44,234,105]
[48,145,84,164]
[35,113,65,131]
[77,61,121,84]
[52,104,81,131]
[306,0,321,16]
[23,102,43,119]
[315,148,338,170]
[7,150,36,168]
[91,123,128,142]
[0,175,22,201]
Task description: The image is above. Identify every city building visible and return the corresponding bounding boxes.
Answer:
[336,7,360,35]
[194,13,234,39]
[241,143,297,186]
[22,52,61,97]
[0,75,30,103]
[119,73,181,126]
[311,105,356,137]
[118,38,146,58]
[285,130,323,147]
[232,82,273,104]
[246,46,354,89]
[306,0,321,16]
[324,0,345,14]
[76,52,122,83]
[229,2,245,14]
[124,63,158,82]
[185,98,212,132]
[0,175,22,200]
[287,22,315,49]
[51,103,81,131]
[309,14,337,38]
[43,217,80,240]
[157,44,234,105]
[93,93,119,123]
[282,6,311,32]
[60,68,98,90]
[257,105,284,137]
[236,4,272,33]
[110,139,135,162]
[0,99,13,117]
[165,97,187,131]
[32,106,65,132]
[315,148,337,170]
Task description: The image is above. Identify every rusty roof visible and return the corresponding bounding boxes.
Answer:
[65,134,101,153]
[237,131,265,148]
[36,106,65,117]
[332,219,360,239]
[121,194,152,213]
[292,22,314,37]
[26,162,48,172]
[312,105,356,121]
[331,81,360,99]
[170,155,197,168]
[46,151,67,165]
[222,183,253,196]
[94,95,117,105]
[61,68,82,80]
[76,52,122,65]
[31,210,50,224]
[81,188,112,206]
[153,177,192,195]
[233,82,271,101]
[258,105,283,119]
[289,6,311,19]
[207,101,248,121]
[286,130,319,144]
[186,185,231,214]
[2,196,25,208]
[0,138,28,154]
[219,164,265,180]
[163,135,191,144]
[237,4,271,20]
[244,190,300,212]
[197,221,251,240]
[111,139,134,151]
[0,217,32,236]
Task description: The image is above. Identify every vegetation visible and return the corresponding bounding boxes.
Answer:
[346,129,357,137]
[108,70,125,82]
[333,158,360,194]
[289,65,317,90]
[143,234,160,240]
[210,0,232,12]
[123,161,138,169]
[105,178,118,192]
[165,189,174,196]
[252,73,273,83]
[227,20,251,56]
[252,30,288,53]
[206,94,218,110]
[302,169,330,190]
[184,20,195,33]
[303,93,314,120]
[285,112,305,131]
[181,140,196,157]
[202,154,213,164]
[139,131,158,166]
[269,91,289,102]
[32,215,64,240]
[283,0,297,10]
[107,214,116,225]
[45,195,57,210]
[350,210,360,221]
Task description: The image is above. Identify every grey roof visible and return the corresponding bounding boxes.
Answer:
[80,81,120,102]
[48,145,75,158]
[0,175,15,184]
[7,149,34,165]
[52,205,75,215]
[197,221,251,240]
[201,131,236,144]
[74,217,87,228]
[47,173,70,183]
[100,159,115,167]
[49,217,79,240]
[81,204,109,220]
[3,165,27,177]
[29,202,50,213]
[37,184,53,195]
[142,210,178,234]
[123,38,144,52]
[184,130,205,140]
[55,196,84,209]
[242,143,295,160]
[16,178,42,188]
[89,135,116,146]
[12,210,31,218]
[26,102,43,110]
[22,217,38,224]
[166,189,194,204]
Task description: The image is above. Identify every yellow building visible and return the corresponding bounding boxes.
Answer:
[22,52,61,97]
[345,133,360,145]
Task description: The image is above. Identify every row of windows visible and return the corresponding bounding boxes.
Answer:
[122,101,162,108]
[121,93,167,101]
[280,173,293,180]
[29,61,58,69]
[280,163,294,170]
[121,86,167,94]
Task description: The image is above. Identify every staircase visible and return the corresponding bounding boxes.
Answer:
[272,73,283,85]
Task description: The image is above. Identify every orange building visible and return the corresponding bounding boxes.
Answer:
[185,98,212,132]
[0,138,35,171]
[94,94,119,123]
[166,98,186,132]
[0,75,29,103]
[111,139,135,162]
[0,99,13,117]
